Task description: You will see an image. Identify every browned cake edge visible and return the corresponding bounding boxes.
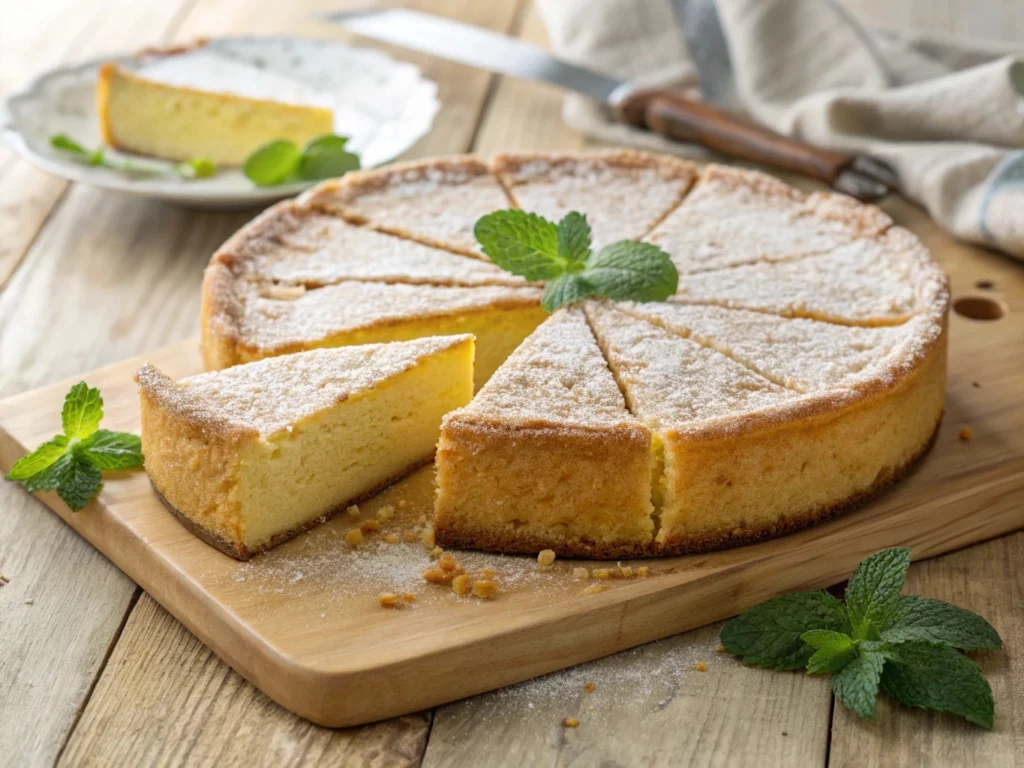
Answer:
[151,455,435,561]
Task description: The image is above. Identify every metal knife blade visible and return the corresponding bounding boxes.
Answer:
[320,8,631,104]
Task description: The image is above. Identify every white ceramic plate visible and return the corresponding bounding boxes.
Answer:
[0,37,440,209]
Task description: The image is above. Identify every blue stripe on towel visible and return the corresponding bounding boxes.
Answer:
[979,150,1024,240]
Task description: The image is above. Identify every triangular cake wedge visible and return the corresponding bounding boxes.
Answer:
[434,308,655,557]
[214,201,529,288]
[646,165,892,273]
[201,273,546,389]
[493,150,698,249]
[137,337,475,560]
[674,228,944,326]
[585,302,945,554]
[300,157,511,260]
[614,301,941,393]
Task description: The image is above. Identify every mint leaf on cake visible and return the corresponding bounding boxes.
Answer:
[474,209,677,311]
[5,382,143,511]
[720,547,1001,727]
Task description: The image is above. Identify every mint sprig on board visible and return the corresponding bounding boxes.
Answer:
[721,547,1001,727]
[50,134,217,179]
[474,210,678,311]
[243,134,360,187]
[5,383,143,511]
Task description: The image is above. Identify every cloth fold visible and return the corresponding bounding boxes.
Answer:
[537,0,1024,259]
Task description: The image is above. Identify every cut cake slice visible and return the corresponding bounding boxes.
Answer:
[201,273,546,390]
[300,157,511,260]
[645,165,892,273]
[137,336,475,560]
[434,307,655,557]
[492,150,698,249]
[214,201,528,288]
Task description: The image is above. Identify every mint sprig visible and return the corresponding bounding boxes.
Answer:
[721,547,1002,728]
[243,134,359,187]
[474,210,678,311]
[5,382,143,511]
[50,134,216,180]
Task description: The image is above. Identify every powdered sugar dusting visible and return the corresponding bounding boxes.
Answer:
[137,336,470,437]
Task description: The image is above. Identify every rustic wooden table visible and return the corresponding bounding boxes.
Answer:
[1,1,1021,765]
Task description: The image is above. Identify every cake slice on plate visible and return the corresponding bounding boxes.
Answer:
[214,201,529,288]
[301,157,512,259]
[646,164,892,273]
[492,150,698,249]
[434,307,655,557]
[137,336,474,560]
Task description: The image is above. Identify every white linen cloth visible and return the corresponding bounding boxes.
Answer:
[536,0,1024,259]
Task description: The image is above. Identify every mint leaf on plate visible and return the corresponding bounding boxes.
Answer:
[880,595,1002,651]
[720,591,851,670]
[243,140,303,187]
[846,547,912,640]
[880,641,995,728]
[297,135,360,181]
[4,382,143,511]
[831,648,885,719]
[242,134,360,187]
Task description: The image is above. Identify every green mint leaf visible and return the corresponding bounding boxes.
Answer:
[556,212,592,267]
[77,430,143,470]
[582,241,678,303]
[474,210,563,280]
[802,630,857,674]
[177,157,218,179]
[879,641,994,728]
[845,547,911,640]
[831,648,885,719]
[6,437,67,481]
[51,134,89,156]
[62,382,103,439]
[297,136,360,182]
[881,594,1002,651]
[19,451,74,493]
[541,274,596,312]
[801,629,855,652]
[244,140,303,187]
[54,455,103,512]
[721,591,851,670]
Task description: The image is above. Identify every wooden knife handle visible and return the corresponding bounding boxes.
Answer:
[617,89,851,184]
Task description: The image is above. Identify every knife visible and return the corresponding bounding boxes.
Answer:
[320,8,897,201]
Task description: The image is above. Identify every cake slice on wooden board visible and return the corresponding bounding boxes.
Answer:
[645,164,893,273]
[213,201,529,288]
[614,301,940,393]
[201,272,545,389]
[584,302,945,555]
[492,150,699,249]
[672,227,942,326]
[300,157,512,260]
[97,62,333,165]
[137,336,475,560]
[434,307,656,558]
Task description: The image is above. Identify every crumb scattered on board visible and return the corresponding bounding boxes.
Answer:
[959,425,973,441]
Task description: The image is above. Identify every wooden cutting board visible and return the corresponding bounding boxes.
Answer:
[1,290,1021,727]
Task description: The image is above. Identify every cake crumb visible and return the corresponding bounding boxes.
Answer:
[360,519,382,534]
[482,567,496,578]
[619,566,634,579]
[537,549,556,567]
[421,528,436,550]
[636,566,649,578]
[572,567,590,580]
[438,552,460,573]
[562,717,579,728]
[716,644,727,653]
[584,681,595,693]
[695,661,708,672]
[398,499,408,508]
[376,505,395,522]
[346,528,364,547]
[378,593,400,608]
[424,564,464,585]
[0,574,9,586]
[592,568,612,580]
[403,530,419,543]
[430,546,444,560]
[959,426,973,441]
[972,382,981,388]
[346,504,360,517]
[452,574,472,596]
[583,584,608,595]
[383,533,401,544]
[473,579,498,599]
[403,593,416,603]
[23,599,34,605]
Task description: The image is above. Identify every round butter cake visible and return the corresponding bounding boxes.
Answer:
[201,150,949,558]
